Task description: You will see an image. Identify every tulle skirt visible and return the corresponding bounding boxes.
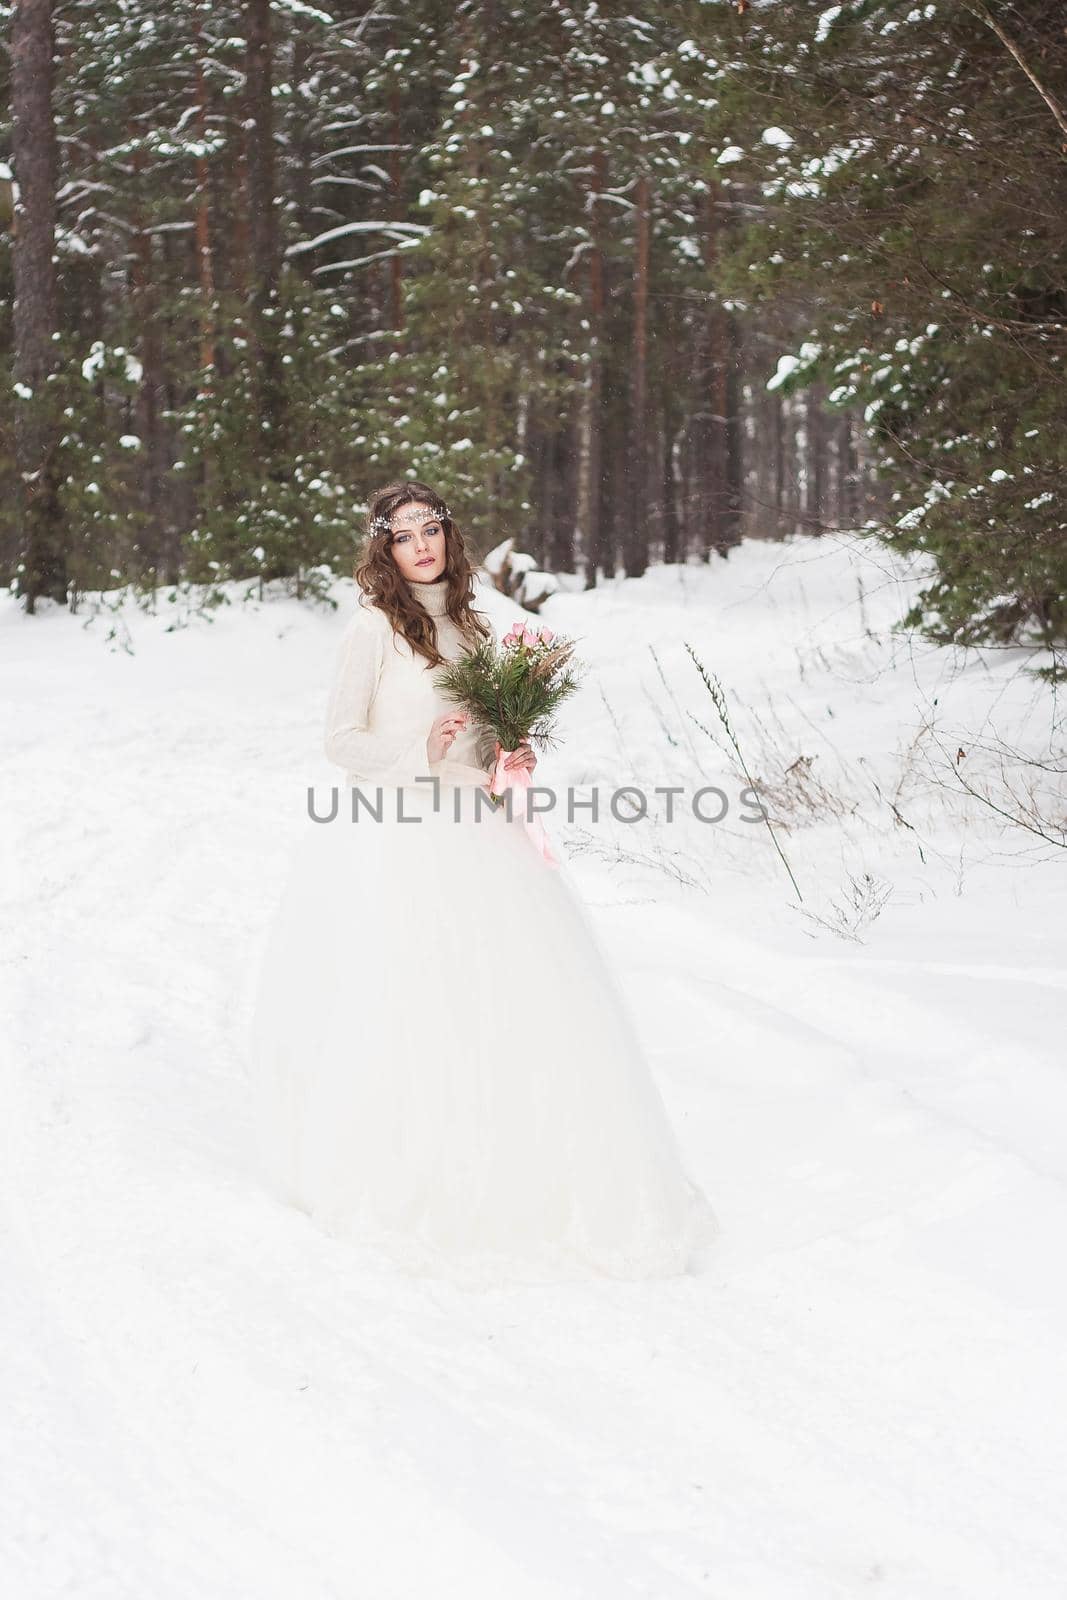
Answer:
[247,777,717,1289]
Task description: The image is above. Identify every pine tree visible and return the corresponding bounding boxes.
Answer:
[715,0,1067,669]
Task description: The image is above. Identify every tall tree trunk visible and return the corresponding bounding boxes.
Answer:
[805,385,826,532]
[751,376,777,537]
[836,412,859,528]
[549,396,578,573]
[160,229,197,540]
[723,311,744,552]
[12,0,66,611]
[660,344,683,563]
[683,333,702,557]
[388,79,405,337]
[131,213,168,581]
[623,172,651,578]
[290,24,315,254]
[661,414,682,564]
[193,4,217,377]
[220,114,250,306]
[532,427,550,569]
[703,185,729,556]
[698,184,730,560]
[785,394,803,537]
[583,148,607,590]
[773,388,786,532]
[539,423,562,572]
[708,186,727,557]
[245,0,283,443]
[599,377,625,581]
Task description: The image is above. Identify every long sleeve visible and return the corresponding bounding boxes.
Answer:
[323,607,434,784]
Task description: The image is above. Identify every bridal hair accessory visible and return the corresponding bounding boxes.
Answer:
[372,502,451,537]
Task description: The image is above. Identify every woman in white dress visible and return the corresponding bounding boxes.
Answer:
[248,481,717,1288]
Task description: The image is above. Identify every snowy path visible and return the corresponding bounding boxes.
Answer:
[4,542,1066,1599]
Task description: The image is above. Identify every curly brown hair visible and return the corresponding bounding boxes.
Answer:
[353,481,493,668]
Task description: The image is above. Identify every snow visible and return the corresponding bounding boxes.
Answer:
[80,342,142,385]
[3,534,1066,1598]
[768,354,800,391]
[768,342,821,392]
[285,218,429,259]
[482,535,515,576]
[816,5,843,44]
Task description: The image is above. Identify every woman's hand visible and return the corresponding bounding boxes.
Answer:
[427,710,469,763]
[494,738,537,774]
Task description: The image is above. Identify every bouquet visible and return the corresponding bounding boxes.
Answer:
[433,618,583,861]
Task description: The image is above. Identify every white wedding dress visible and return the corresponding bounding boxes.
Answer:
[247,578,717,1288]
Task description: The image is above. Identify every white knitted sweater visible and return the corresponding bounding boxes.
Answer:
[323,577,494,788]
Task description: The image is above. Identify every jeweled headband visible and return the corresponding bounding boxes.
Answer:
[371,501,451,537]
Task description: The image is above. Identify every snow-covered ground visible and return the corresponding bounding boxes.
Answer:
[3,533,1065,1599]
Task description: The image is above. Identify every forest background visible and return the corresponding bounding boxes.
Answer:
[2,0,1065,676]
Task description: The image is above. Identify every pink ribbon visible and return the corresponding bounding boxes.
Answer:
[489,748,559,868]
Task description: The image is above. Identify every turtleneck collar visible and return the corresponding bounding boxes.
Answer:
[406,576,451,617]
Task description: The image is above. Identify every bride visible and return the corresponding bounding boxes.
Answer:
[247,480,717,1288]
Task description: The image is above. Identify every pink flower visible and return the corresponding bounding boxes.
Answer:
[502,628,518,646]
[521,627,539,648]
[539,628,555,645]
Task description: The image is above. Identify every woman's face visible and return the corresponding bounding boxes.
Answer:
[388,503,447,583]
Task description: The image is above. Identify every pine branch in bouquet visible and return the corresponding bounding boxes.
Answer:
[433,620,583,756]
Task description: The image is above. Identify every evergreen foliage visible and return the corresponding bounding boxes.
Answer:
[715,0,1067,669]
[2,0,1063,670]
